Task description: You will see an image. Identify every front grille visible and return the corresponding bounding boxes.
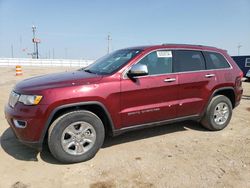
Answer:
[9,91,20,108]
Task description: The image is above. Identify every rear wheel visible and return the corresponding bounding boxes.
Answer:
[48,110,105,163]
[201,95,232,131]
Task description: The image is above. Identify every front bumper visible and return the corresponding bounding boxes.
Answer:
[4,103,48,150]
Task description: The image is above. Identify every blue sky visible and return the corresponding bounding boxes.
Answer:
[0,0,249,59]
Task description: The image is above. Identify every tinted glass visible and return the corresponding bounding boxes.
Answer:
[174,50,205,72]
[204,52,230,69]
[137,51,172,75]
[83,49,142,75]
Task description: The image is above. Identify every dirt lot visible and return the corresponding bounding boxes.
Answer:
[0,66,249,188]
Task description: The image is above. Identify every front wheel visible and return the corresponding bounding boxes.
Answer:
[201,95,232,131]
[48,110,105,163]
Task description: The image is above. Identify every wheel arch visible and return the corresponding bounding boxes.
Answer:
[212,87,236,108]
[39,101,115,145]
[202,87,236,117]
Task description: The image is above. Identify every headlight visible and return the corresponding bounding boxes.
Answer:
[18,94,43,105]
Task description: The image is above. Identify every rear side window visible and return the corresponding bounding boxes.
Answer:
[173,50,205,72]
[204,52,230,69]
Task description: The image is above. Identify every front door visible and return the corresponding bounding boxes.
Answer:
[120,50,179,127]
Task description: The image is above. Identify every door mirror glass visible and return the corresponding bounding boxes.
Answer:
[127,64,148,78]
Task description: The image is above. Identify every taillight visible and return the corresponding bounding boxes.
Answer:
[235,71,243,88]
[240,71,243,79]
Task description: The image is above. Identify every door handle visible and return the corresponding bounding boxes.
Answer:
[164,78,176,82]
[205,74,215,78]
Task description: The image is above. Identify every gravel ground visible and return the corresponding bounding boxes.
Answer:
[0,66,249,188]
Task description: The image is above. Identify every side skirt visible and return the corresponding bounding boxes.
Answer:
[113,114,200,136]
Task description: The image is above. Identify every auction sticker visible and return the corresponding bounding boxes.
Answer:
[157,51,172,58]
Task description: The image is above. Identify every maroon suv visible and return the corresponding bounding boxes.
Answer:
[5,44,243,163]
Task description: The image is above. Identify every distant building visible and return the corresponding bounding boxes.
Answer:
[231,56,250,77]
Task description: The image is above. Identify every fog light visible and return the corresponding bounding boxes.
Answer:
[13,119,27,128]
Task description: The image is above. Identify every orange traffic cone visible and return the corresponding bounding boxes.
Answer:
[16,65,23,76]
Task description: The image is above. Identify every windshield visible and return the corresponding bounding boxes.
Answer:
[82,49,142,75]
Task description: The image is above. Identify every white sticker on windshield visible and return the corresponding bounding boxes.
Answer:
[157,51,172,58]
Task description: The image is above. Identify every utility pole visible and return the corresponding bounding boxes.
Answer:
[32,25,40,59]
[237,44,242,56]
[107,34,112,54]
[11,44,14,58]
[32,25,36,57]
[52,48,55,59]
[36,42,39,59]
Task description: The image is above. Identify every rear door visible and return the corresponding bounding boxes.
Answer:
[173,50,218,117]
[120,50,179,127]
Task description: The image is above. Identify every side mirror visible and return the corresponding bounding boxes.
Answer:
[127,64,148,78]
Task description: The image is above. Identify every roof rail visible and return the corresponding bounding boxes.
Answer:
[161,43,216,48]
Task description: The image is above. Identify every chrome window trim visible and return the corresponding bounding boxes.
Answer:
[122,48,233,80]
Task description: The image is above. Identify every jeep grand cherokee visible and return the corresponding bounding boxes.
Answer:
[5,44,243,163]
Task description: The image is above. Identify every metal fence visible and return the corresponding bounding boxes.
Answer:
[0,58,94,67]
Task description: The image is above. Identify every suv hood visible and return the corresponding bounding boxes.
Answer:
[14,70,103,92]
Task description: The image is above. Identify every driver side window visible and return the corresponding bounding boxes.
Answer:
[138,50,173,75]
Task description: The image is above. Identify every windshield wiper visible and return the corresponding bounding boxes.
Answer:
[84,69,96,74]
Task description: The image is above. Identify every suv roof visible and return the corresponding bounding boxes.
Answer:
[125,44,223,52]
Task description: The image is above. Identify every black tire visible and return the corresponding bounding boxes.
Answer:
[201,95,232,131]
[48,110,105,163]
